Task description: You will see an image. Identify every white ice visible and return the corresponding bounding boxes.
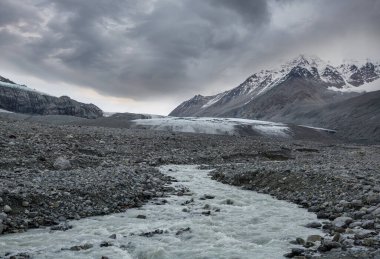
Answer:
[132,117,290,137]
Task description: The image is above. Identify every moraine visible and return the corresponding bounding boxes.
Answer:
[0,165,322,259]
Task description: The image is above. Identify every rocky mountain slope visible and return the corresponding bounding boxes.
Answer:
[282,90,380,142]
[0,76,103,119]
[169,55,379,121]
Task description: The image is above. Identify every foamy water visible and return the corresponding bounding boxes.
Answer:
[0,165,322,259]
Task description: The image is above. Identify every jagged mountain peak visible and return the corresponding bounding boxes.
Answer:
[170,55,380,117]
[285,54,326,68]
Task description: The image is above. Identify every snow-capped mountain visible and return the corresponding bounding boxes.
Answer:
[169,55,380,119]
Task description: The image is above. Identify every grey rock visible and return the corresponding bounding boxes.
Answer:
[0,212,8,220]
[290,237,305,245]
[305,222,322,228]
[3,205,12,213]
[100,241,113,247]
[200,194,215,200]
[372,207,380,216]
[333,216,353,228]
[290,248,305,256]
[108,234,117,239]
[349,221,362,228]
[366,194,380,204]
[332,233,341,242]
[50,223,72,231]
[307,235,322,243]
[53,157,72,170]
[69,243,93,251]
[350,199,363,208]
[362,220,375,229]
[319,240,342,252]
[354,229,375,239]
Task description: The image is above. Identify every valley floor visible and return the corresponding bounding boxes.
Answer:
[0,115,379,258]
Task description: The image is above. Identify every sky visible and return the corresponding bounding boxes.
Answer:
[0,0,379,115]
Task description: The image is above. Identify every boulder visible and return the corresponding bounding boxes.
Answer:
[53,157,72,170]
[333,216,353,228]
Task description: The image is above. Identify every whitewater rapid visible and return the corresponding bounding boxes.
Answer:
[0,165,322,259]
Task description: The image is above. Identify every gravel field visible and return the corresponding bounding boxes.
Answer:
[0,114,379,258]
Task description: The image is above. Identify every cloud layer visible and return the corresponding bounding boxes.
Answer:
[0,0,379,107]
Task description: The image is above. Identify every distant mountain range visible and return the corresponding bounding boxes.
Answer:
[170,55,380,141]
[0,76,103,119]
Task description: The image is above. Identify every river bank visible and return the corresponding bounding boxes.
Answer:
[0,116,379,258]
[1,165,323,259]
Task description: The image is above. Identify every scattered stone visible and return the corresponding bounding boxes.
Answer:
[305,222,321,228]
[200,194,215,200]
[139,229,165,237]
[50,223,72,231]
[332,233,341,242]
[68,243,93,251]
[201,210,211,216]
[362,220,375,229]
[203,204,211,210]
[136,215,147,219]
[291,248,305,256]
[354,229,375,239]
[108,233,117,239]
[332,217,353,228]
[290,237,305,245]
[307,235,322,243]
[3,205,12,213]
[225,199,234,205]
[176,227,191,235]
[53,157,72,170]
[318,240,341,252]
[22,201,29,207]
[100,241,113,247]
[284,248,305,258]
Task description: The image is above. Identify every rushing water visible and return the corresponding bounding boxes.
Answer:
[0,165,322,259]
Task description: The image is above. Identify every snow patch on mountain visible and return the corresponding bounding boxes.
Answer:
[201,94,224,108]
[0,81,50,96]
[0,108,13,113]
[328,80,380,93]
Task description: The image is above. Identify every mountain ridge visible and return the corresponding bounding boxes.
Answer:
[0,76,103,119]
[170,55,380,118]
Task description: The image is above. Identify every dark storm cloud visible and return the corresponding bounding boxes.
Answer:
[0,0,379,101]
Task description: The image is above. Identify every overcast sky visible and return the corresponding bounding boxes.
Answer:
[0,0,379,114]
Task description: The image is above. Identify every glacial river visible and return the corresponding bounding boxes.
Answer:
[0,165,322,259]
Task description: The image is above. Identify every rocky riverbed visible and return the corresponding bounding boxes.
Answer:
[210,146,380,258]
[0,114,379,258]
